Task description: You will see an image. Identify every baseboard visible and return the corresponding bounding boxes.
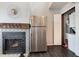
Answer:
[75,51,79,57]
[47,45,62,47]
[47,45,53,47]
[67,48,78,57]
[0,52,29,57]
[47,44,53,46]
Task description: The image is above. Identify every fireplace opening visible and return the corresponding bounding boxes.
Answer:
[2,32,26,54]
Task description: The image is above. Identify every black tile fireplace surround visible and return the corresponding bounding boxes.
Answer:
[2,32,26,54]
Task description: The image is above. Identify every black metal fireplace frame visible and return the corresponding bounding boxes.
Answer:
[2,32,26,54]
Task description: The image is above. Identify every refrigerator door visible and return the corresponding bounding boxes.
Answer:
[31,27,47,52]
[31,27,37,52]
[31,16,47,26]
[37,27,47,51]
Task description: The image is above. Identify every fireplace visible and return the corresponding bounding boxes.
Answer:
[2,32,26,54]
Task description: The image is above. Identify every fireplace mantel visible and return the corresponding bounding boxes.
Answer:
[0,23,30,29]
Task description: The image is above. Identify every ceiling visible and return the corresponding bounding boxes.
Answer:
[30,2,68,10]
[29,2,68,14]
[49,2,69,14]
[30,2,50,11]
[49,2,68,9]
[30,2,50,15]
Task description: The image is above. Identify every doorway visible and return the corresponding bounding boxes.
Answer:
[62,7,75,48]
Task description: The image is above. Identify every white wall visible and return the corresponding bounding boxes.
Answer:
[69,12,75,27]
[0,2,30,23]
[46,15,54,45]
[67,33,76,53]
[54,14,62,45]
[75,3,79,56]
[67,12,76,53]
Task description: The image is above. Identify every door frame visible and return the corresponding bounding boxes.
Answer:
[61,7,75,46]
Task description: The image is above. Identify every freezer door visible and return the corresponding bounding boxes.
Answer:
[31,27,47,52]
[31,16,47,26]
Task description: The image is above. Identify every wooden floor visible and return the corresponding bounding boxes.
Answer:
[28,46,77,57]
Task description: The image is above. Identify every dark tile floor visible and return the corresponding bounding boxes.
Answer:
[28,45,77,57]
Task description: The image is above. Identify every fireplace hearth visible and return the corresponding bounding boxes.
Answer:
[2,32,26,54]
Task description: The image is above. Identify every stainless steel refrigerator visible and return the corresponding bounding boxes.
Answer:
[30,16,47,52]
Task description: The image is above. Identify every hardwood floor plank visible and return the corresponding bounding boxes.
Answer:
[28,46,77,57]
